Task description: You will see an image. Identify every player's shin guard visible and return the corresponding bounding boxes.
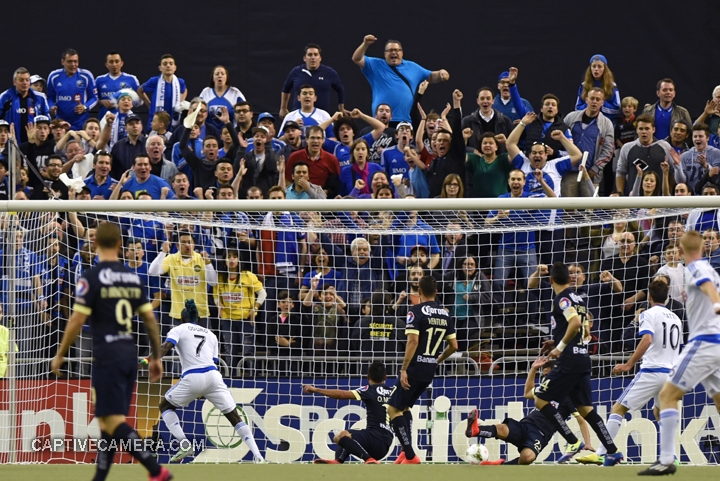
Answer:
[335,445,349,463]
[113,423,162,477]
[161,409,187,441]
[338,436,371,461]
[583,409,617,454]
[658,409,679,465]
[597,413,623,456]
[539,404,579,444]
[92,430,117,481]
[477,425,498,439]
[390,416,416,460]
[235,421,263,461]
[403,411,413,438]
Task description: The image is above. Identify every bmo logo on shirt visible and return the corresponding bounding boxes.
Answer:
[58,95,73,101]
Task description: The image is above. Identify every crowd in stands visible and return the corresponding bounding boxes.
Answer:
[1,39,720,378]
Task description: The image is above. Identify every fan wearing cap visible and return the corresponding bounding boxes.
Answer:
[574,55,621,123]
[494,71,533,124]
[95,51,141,120]
[0,67,51,143]
[234,124,280,198]
[46,48,98,130]
[380,121,416,185]
[278,84,333,140]
[109,114,147,180]
[98,90,136,150]
[19,115,55,174]
[30,75,46,93]
[245,112,289,157]
[318,108,385,168]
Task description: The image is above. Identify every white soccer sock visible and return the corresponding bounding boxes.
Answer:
[235,422,263,460]
[597,413,623,456]
[161,409,187,442]
[658,408,678,465]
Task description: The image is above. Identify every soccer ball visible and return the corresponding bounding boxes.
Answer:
[465,443,489,464]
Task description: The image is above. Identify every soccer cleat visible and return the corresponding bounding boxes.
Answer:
[673,458,681,466]
[638,461,677,475]
[465,409,480,438]
[480,459,506,465]
[576,453,605,465]
[365,458,380,464]
[253,457,268,464]
[603,451,624,467]
[401,455,421,464]
[149,467,173,481]
[557,440,585,464]
[314,458,341,464]
[169,445,192,463]
[393,452,406,464]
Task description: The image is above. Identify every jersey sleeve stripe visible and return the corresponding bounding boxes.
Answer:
[405,329,420,335]
[638,330,654,337]
[695,277,711,287]
[444,333,457,340]
[165,338,177,346]
[352,390,361,401]
[73,303,92,315]
[136,302,153,314]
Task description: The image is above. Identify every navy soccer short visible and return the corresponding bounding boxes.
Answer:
[348,429,393,460]
[503,418,553,455]
[91,355,137,417]
[533,364,592,407]
[387,376,432,411]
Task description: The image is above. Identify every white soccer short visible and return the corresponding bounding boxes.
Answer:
[616,370,669,411]
[164,369,236,413]
[668,340,720,397]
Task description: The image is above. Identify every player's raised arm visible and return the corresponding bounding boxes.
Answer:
[550,307,582,359]
[51,310,88,376]
[302,384,356,400]
[523,355,548,399]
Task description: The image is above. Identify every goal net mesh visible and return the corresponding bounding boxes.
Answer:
[0,203,718,465]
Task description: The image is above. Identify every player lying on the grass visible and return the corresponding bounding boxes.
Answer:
[303,360,394,464]
[639,231,720,476]
[142,299,264,463]
[387,275,458,464]
[533,261,624,465]
[466,355,593,465]
[577,280,682,466]
[51,221,172,481]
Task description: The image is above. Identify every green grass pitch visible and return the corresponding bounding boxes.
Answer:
[2,464,718,481]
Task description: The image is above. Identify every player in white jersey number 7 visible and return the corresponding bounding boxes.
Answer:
[142,300,265,463]
[639,231,720,476]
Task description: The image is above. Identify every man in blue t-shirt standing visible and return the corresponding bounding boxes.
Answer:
[46,49,97,130]
[352,35,449,123]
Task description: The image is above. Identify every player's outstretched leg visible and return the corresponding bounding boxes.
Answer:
[92,430,117,481]
[224,408,265,462]
[465,409,499,439]
[113,423,171,480]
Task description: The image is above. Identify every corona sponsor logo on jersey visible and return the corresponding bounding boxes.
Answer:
[98,268,141,285]
[421,305,449,317]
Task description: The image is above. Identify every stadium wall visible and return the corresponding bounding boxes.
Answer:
[3,0,719,118]
[3,377,718,464]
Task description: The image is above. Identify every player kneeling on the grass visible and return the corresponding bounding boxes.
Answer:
[143,299,264,463]
[639,231,720,476]
[577,279,682,466]
[387,275,458,464]
[466,355,593,465]
[533,262,624,465]
[303,360,394,464]
[51,221,172,481]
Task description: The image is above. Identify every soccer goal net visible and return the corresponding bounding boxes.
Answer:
[0,197,719,465]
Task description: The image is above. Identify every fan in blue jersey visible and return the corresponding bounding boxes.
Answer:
[380,122,414,183]
[95,51,141,120]
[0,67,50,143]
[352,35,449,123]
[278,84,333,139]
[51,222,171,481]
[280,43,345,116]
[46,49,98,130]
[200,66,246,132]
[304,361,393,464]
[319,109,386,168]
[138,54,188,131]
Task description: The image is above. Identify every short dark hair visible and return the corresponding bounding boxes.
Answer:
[636,113,655,126]
[177,230,194,241]
[95,222,121,249]
[550,261,570,285]
[217,183,234,191]
[385,39,403,50]
[541,93,560,108]
[375,103,392,115]
[292,161,310,174]
[215,159,233,171]
[203,135,218,146]
[235,101,251,110]
[657,78,675,90]
[61,48,78,59]
[367,361,386,383]
[160,53,175,63]
[702,183,720,195]
[418,275,437,298]
[476,86,494,98]
[693,122,710,137]
[134,154,150,164]
[277,290,291,301]
[106,51,121,60]
[299,83,315,93]
[648,279,669,305]
[47,154,63,165]
[304,43,321,55]
[94,150,112,165]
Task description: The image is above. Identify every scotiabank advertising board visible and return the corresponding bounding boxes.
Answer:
[1,377,719,464]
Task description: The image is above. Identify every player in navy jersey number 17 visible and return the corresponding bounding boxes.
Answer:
[533,262,623,466]
[51,222,172,481]
[387,276,457,464]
